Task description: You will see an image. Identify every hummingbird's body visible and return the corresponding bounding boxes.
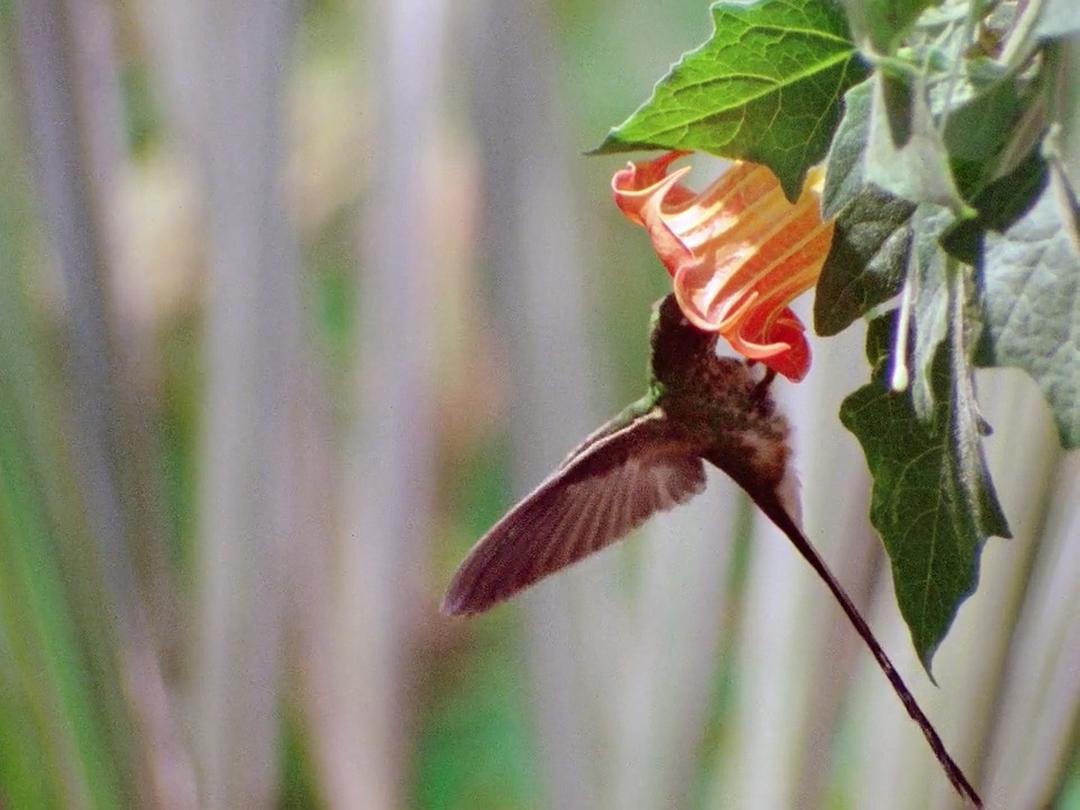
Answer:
[444,295,799,615]
[443,294,981,807]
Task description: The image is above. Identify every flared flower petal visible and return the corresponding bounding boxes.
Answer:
[612,152,834,381]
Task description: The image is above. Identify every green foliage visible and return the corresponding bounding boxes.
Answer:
[975,164,1080,447]
[413,627,537,810]
[906,206,955,421]
[598,0,1080,668]
[593,0,869,200]
[0,81,136,808]
[280,714,324,809]
[841,307,1010,671]
[840,0,941,52]
[941,60,1036,199]
[940,148,1049,264]
[814,184,915,336]
[821,77,875,218]
[120,64,162,155]
[865,72,967,210]
[811,2,1077,664]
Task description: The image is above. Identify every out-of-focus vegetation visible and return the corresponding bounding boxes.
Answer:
[0,0,1077,808]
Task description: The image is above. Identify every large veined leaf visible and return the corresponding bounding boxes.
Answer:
[975,164,1080,448]
[841,306,1010,672]
[594,0,868,200]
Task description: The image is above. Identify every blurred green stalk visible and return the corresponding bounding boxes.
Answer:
[0,130,128,809]
[1,0,193,805]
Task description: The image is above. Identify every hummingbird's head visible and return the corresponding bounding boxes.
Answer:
[652,293,687,332]
[649,294,719,385]
[651,293,711,342]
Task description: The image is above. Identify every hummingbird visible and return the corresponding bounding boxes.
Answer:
[443,293,981,808]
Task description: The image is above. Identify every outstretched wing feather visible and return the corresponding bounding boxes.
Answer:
[443,412,706,615]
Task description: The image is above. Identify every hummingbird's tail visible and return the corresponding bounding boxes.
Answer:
[752,493,983,809]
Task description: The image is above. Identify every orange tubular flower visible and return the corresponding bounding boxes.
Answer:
[612,152,834,382]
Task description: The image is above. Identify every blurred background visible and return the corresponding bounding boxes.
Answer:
[1,0,1078,807]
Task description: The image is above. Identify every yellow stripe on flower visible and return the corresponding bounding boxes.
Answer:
[612,153,833,382]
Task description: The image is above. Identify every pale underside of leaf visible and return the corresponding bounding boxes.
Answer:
[865,72,964,210]
[822,77,874,219]
[977,166,1080,447]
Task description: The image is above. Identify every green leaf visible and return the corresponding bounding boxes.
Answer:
[822,77,874,219]
[593,0,869,200]
[814,185,915,336]
[942,61,1032,199]
[976,164,1080,447]
[840,293,1010,672]
[940,148,1047,264]
[865,72,966,210]
[840,0,941,53]
[0,205,132,810]
[813,76,959,368]
[907,205,953,421]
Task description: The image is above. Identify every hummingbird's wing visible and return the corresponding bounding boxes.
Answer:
[443,410,706,615]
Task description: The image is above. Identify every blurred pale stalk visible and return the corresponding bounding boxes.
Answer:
[983,450,1080,808]
[282,359,342,802]
[709,310,877,808]
[1053,37,1080,194]
[161,1,303,806]
[922,370,1060,810]
[779,316,882,810]
[13,0,195,805]
[612,475,740,810]
[791,478,880,807]
[470,2,624,806]
[62,0,185,690]
[333,1,447,807]
[608,161,743,810]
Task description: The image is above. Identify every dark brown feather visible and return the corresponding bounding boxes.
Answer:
[442,411,706,615]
